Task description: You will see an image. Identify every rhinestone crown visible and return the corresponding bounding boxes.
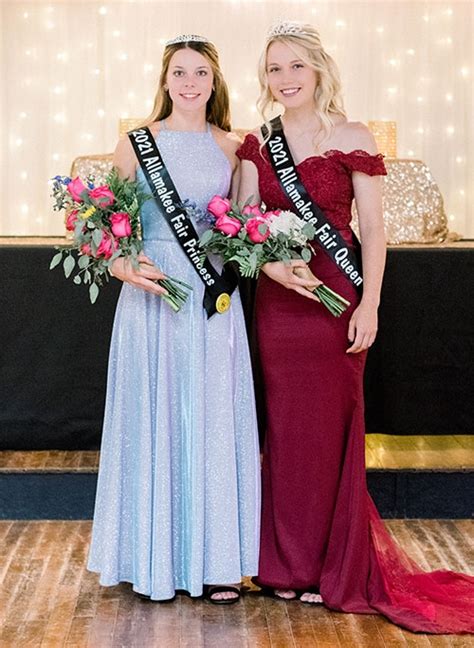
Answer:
[165,34,210,47]
[267,21,310,39]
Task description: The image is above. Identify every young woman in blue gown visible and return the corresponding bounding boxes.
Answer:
[87,35,260,604]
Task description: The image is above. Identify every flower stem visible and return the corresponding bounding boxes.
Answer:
[313,284,350,317]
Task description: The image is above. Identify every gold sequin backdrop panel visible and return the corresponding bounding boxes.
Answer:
[1,1,472,236]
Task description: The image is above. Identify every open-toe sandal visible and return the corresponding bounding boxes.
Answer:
[204,585,241,605]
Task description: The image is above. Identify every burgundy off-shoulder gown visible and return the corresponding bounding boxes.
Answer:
[237,134,473,634]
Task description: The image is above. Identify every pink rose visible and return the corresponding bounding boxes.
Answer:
[245,216,270,243]
[265,209,281,218]
[80,242,92,256]
[215,214,242,237]
[208,195,231,218]
[96,231,119,259]
[67,177,87,202]
[89,185,115,207]
[110,212,132,238]
[242,204,264,219]
[65,209,79,231]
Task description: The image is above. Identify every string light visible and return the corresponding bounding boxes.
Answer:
[0,2,470,238]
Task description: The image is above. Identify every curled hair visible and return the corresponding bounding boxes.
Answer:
[257,23,346,151]
[140,41,231,132]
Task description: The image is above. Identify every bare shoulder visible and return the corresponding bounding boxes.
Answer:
[113,135,137,179]
[211,126,243,156]
[337,121,378,155]
[147,120,161,138]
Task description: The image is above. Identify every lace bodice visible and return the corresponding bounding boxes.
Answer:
[236,133,387,230]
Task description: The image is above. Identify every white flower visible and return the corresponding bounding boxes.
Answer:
[268,210,309,245]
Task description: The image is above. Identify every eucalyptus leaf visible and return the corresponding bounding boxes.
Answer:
[73,275,82,284]
[49,251,63,269]
[89,283,99,304]
[301,247,312,263]
[92,228,103,247]
[78,254,90,269]
[63,254,75,278]
[84,269,91,283]
[199,229,213,246]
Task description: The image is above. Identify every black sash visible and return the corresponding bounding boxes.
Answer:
[262,116,363,293]
[128,127,236,317]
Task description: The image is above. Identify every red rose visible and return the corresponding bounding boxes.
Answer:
[89,185,115,207]
[65,209,79,231]
[110,212,132,238]
[245,216,270,243]
[96,231,119,259]
[215,214,242,237]
[208,195,231,218]
[67,177,87,202]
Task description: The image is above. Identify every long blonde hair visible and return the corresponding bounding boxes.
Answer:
[258,23,346,150]
[141,40,231,131]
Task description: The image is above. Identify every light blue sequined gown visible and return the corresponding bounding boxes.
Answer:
[87,123,261,600]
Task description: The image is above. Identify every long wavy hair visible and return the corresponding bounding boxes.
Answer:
[140,40,231,132]
[258,23,346,151]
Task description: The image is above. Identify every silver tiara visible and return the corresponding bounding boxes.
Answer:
[165,34,210,47]
[267,21,310,39]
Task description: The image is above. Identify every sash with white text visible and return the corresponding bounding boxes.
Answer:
[262,116,363,293]
[128,127,236,317]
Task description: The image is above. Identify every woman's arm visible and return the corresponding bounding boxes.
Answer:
[110,137,167,294]
[346,126,386,353]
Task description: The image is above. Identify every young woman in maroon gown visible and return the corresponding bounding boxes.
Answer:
[237,21,473,634]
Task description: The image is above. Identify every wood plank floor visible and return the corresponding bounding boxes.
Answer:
[0,521,472,647]
[1,436,472,474]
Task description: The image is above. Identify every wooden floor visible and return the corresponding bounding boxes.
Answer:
[0,520,472,647]
[0,435,473,474]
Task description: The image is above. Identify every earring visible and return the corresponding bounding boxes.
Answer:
[164,85,169,91]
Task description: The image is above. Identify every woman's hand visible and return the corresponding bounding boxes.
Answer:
[261,260,320,301]
[346,301,378,353]
[110,252,168,296]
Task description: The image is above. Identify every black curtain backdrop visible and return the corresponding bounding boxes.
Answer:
[0,244,472,450]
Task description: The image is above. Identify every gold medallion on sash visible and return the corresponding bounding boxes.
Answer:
[216,293,231,314]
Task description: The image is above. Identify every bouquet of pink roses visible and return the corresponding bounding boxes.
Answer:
[200,195,350,317]
[49,169,191,309]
